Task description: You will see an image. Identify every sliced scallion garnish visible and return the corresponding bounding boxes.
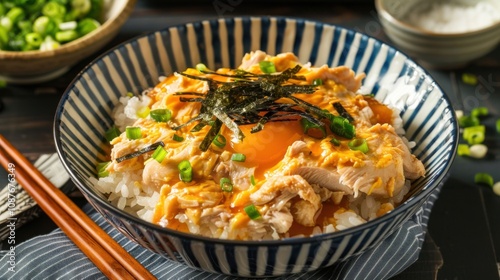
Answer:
[244,204,261,220]
[471,107,488,118]
[496,119,500,134]
[105,126,121,142]
[136,106,150,118]
[125,126,142,140]
[96,161,110,178]
[457,144,470,156]
[178,160,193,182]
[220,177,233,192]
[231,153,246,162]
[172,134,184,142]
[250,175,256,186]
[330,138,340,146]
[212,134,226,148]
[328,114,355,139]
[150,108,172,122]
[300,118,326,139]
[463,125,485,145]
[458,115,480,128]
[312,78,323,86]
[348,138,369,153]
[151,145,167,163]
[259,61,276,73]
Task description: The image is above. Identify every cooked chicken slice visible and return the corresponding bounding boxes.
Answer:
[212,151,255,191]
[250,175,321,227]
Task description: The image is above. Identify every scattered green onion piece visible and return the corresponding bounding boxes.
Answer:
[348,138,369,153]
[59,21,78,31]
[125,126,142,140]
[220,177,233,192]
[178,160,193,182]
[151,145,167,163]
[244,204,261,220]
[474,172,494,187]
[328,114,355,139]
[6,7,24,25]
[0,26,8,49]
[471,107,488,118]
[469,144,488,159]
[456,144,470,156]
[330,138,340,146]
[105,126,121,142]
[55,30,79,42]
[463,125,485,145]
[250,175,256,186]
[0,3,5,17]
[312,78,323,86]
[71,0,92,18]
[172,134,184,142]
[231,153,246,162]
[300,118,326,139]
[496,119,500,134]
[493,182,500,196]
[461,73,478,86]
[25,32,43,48]
[42,2,66,18]
[77,17,100,36]
[150,108,172,122]
[40,35,60,51]
[33,16,57,37]
[0,80,6,88]
[96,161,110,177]
[212,134,227,148]
[196,63,208,72]
[136,106,150,119]
[458,115,480,128]
[259,61,276,73]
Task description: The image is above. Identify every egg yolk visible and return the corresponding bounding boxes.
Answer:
[227,120,303,176]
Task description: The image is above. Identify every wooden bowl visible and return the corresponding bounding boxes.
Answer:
[0,0,137,84]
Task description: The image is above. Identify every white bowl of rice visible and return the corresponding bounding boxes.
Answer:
[54,16,458,278]
[376,0,500,69]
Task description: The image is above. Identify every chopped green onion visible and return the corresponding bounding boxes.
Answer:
[71,0,92,18]
[328,114,355,139]
[259,61,276,73]
[300,118,326,139]
[458,115,480,128]
[196,63,208,72]
[96,161,110,177]
[77,17,100,36]
[471,107,488,118]
[250,175,256,186]
[59,21,78,31]
[104,126,121,142]
[312,78,323,86]
[463,125,485,145]
[469,144,487,159]
[212,134,226,148]
[330,138,340,146]
[151,145,167,163]
[136,106,150,119]
[125,126,142,140]
[150,109,172,122]
[33,16,57,37]
[178,160,193,182]
[244,204,261,220]
[474,172,494,187]
[40,35,60,51]
[25,32,43,48]
[231,153,246,162]
[461,73,478,85]
[457,144,470,156]
[55,30,79,42]
[496,119,500,134]
[42,2,66,18]
[493,182,500,196]
[172,134,184,142]
[6,7,24,25]
[348,138,369,153]
[220,177,233,192]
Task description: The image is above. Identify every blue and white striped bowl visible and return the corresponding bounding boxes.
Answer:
[54,17,458,277]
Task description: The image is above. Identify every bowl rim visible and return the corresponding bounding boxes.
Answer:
[0,0,137,60]
[54,15,459,246]
[375,0,500,37]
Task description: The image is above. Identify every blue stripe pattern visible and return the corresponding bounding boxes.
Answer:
[52,16,458,277]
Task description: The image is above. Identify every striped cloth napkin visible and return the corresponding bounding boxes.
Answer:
[0,186,440,280]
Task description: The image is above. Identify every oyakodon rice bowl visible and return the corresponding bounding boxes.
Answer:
[90,51,425,241]
[55,16,458,278]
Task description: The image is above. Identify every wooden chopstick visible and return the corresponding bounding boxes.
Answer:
[0,135,156,280]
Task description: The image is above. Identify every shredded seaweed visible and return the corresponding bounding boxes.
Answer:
[333,102,355,123]
[116,141,165,163]
[173,65,355,151]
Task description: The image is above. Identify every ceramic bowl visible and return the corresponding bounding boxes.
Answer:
[375,0,500,69]
[54,16,458,277]
[0,0,136,84]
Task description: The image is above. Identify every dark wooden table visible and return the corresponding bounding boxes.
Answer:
[1,2,499,279]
